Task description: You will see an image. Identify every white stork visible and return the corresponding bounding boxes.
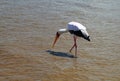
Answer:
[52,21,90,57]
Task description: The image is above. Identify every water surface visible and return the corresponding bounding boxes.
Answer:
[0,0,120,81]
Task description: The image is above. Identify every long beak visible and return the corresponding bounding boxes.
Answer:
[52,32,60,48]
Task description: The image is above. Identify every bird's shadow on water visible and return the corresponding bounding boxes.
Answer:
[46,50,75,58]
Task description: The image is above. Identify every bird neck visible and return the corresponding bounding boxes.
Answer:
[58,28,68,35]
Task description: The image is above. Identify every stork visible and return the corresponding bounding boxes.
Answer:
[52,21,90,57]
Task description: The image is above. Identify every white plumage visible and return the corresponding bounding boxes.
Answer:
[68,21,86,31]
[68,21,89,39]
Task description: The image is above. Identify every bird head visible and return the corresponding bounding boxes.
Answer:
[52,29,68,48]
[52,32,60,48]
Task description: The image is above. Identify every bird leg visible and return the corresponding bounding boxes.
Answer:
[69,36,77,57]
[74,36,77,57]
[69,44,75,53]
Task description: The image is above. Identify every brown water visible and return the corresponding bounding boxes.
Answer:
[0,0,120,81]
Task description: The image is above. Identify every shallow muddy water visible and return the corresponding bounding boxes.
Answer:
[0,0,120,81]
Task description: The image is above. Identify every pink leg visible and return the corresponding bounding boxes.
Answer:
[74,36,77,57]
[69,36,75,52]
[69,43,75,53]
[69,36,77,57]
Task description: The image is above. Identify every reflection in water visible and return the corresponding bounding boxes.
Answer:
[46,50,74,58]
